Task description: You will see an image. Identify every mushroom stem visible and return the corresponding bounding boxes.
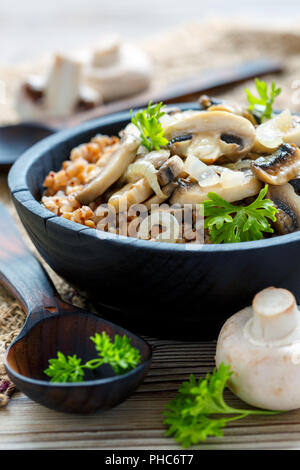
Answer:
[246,287,299,343]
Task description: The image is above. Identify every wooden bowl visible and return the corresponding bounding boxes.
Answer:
[8,104,300,340]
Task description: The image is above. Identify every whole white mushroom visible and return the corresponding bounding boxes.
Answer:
[16,54,101,121]
[83,37,152,102]
[216,287,300,410]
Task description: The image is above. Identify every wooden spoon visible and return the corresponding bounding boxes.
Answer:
[0,205,151,413]
[0,58,282,168]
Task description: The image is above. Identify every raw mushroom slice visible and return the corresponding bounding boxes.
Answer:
[251,143,300,185]
[76,131,140,205]
[161,110,256,164]
[16,54,101,121]
[267,183,300,234]
[170,169,262,205]
[45,54,82,117]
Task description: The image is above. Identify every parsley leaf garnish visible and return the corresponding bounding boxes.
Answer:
[164,363,282,448]
[245,78,281,122]
[90,332,142,375]
[44,332,141,382]
[130,101,169,151]
[44,352,85,383]
[203,185,277,244]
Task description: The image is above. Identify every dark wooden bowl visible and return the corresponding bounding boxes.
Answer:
[8,104,300,340]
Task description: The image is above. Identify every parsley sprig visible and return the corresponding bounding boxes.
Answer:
[245,78,281,122]
[164,363,282,448]
[203,185,277,244]
[130,101,169,151]
[44,332,141,383]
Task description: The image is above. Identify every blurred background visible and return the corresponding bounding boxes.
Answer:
[1,0,300,129]
[1,0,299,64]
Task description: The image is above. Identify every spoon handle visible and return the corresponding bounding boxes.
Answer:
[0,204,60,319]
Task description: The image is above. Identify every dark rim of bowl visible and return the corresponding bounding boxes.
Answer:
[8,103,300,254]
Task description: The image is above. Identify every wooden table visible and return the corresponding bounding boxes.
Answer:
[2,338,300,450]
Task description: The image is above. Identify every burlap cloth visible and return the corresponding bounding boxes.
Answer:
[1,19,300,406]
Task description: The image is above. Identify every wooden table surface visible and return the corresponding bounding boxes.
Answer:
[2,338,300,450]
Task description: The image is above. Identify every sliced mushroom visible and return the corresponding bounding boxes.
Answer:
[136,149,170,168]
[251,144,300,186]
[144,181,178,209]
[224,159,254,171]
[170,169,262,205]
[108,178,153,212]
[76,131,140,204]
[170,136,192,158]
[267,183,300,234]
[123,160,165,198]
[157,155,185,186]
[161,110,256,164]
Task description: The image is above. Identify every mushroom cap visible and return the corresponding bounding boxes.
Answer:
[161,110,256,163]
[251,144,300,186]
[216,295,300,411]
[170,168,261,205]
[83,43,152,102]
[267,183,300,234]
